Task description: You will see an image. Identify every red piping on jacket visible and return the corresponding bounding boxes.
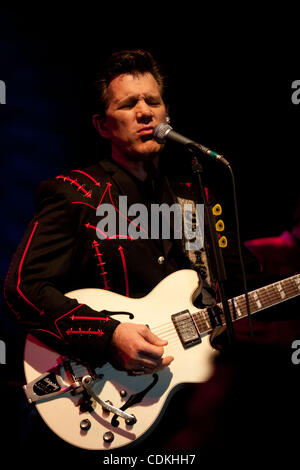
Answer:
[72,201,97,210]
[107,183,148,235]
[118,245,129,297]
[17,221,43,314]
[55,304,84,338]
[92,240,110,290]
[71,170,101,186]
[29,328,63,340]
[96,182,147,235]
[85,223,134,241]
[56,175,92,198]
[71,314,110,321]
[66,328,104,336]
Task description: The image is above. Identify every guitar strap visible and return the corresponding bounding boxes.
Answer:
[166,178,217,306]
[176,195,211,284]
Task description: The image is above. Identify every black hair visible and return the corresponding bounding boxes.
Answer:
[93,49,167,116]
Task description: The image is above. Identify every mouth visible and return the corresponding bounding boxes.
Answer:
[137,126,154,136]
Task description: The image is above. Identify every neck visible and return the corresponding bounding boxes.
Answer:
[111,149,159,182]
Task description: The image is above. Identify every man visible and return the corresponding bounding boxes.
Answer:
[4,49,211,377]
[3,49,264,457]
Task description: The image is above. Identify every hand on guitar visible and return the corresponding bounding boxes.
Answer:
[109,323,174,374]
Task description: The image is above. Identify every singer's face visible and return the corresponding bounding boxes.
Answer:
[97,73,167,161]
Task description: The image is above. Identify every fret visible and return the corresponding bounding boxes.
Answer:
[282,276,299,297]
[268,283,283,304]
[230,274,300,321]
[254,286,273,310]
[231,298,243,317]
[251,291,262,309]
[294,276,300,291]
[191,313,202,333]
[237,293,256,316]
[194,274,300,334]
[249,292,258,313]
[276,281,286,300]
[193,310,211,333]
[262,285,273,308]
[191,316,202,335]
[201,310,211,330]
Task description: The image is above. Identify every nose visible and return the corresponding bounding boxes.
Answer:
[136,100,153,123]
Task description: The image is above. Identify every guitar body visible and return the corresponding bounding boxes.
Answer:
[24,269,218,450]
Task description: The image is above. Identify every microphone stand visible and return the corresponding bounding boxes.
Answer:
[189,148,235,345]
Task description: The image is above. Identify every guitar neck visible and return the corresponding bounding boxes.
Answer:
[193,273,300,335]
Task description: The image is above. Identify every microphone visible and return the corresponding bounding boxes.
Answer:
[153,123,230,166]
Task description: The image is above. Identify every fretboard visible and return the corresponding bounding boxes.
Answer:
[192,273,300,334]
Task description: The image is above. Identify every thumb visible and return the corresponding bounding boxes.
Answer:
[142,327,168,346]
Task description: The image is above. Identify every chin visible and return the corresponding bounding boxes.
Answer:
[129,142,162,161]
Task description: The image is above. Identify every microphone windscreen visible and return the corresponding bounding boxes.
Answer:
[153,123,173,144]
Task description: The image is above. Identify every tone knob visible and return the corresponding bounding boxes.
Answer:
[125,414,136,426]
[80,419,91,431]
[103,431,114,443]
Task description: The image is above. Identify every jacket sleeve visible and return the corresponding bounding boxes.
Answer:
[4,179,120,367]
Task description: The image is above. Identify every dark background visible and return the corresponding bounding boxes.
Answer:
[0,7,299,464]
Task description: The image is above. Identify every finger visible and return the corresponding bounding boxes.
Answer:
[144,355,174,373]
[140,326,168,346]
[137,342,164,364]
[135,346,174,370]
[128,357,158,371]
[138,328,169,359]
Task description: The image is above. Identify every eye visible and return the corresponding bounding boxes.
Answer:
[119,104,133,109]
[118,100,137,109]
[147,99,162,106]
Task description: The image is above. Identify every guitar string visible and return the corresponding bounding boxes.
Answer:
[236,279,299,308]
[220,279,300,319]
[151,276,300,339]
[86,342,182,376]
[106,280,296,347]
[69,278,300,379]
[90,341,183,376]
[106,278,300,343]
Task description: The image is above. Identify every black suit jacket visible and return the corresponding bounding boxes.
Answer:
[4,159,197,365]
[4,157,261,366]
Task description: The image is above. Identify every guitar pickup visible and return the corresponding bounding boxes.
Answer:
[171,309,201,349]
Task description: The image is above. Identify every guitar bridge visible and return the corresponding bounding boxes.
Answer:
[23,358,98,404]
[171,309,201,349]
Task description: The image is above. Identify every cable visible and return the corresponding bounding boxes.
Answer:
[226,164,254,339]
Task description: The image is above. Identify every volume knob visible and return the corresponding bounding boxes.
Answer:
[103,431,114,443]
[80,419,91,431]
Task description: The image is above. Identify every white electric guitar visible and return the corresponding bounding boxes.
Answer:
[23,269,300,451]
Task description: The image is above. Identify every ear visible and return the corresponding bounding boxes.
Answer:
[92,114,111,139]
[165,104,171,124]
